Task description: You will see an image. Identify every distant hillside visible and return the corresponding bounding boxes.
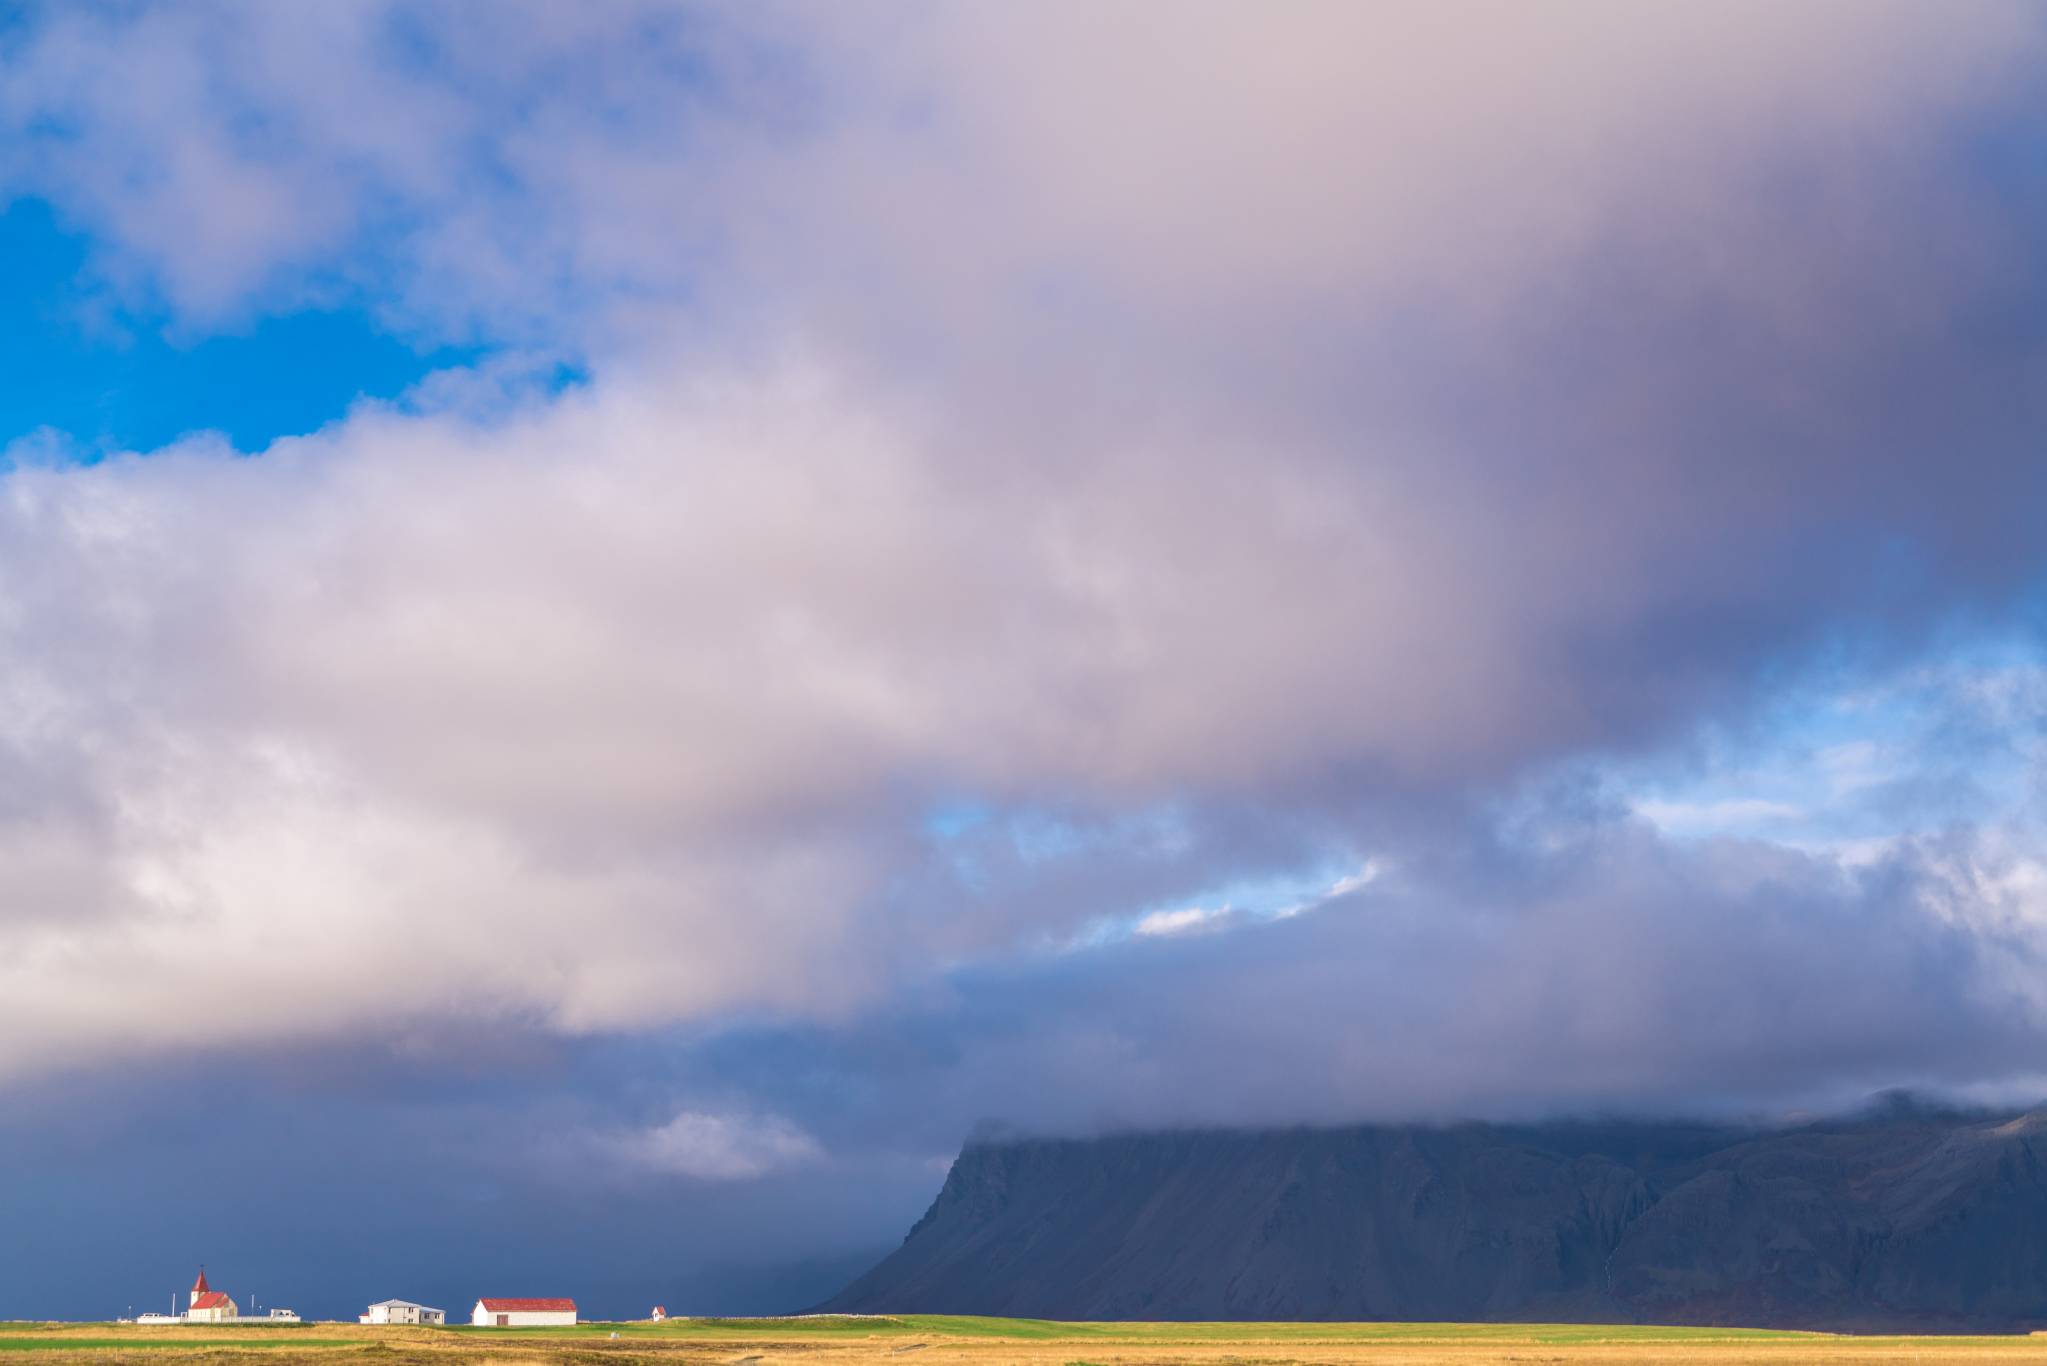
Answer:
[815,1107,2047,1329]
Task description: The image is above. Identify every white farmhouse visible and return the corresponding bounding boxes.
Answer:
[186,1272,239,1321]
[361,1300,446,1326]
[472,1297,576,1327]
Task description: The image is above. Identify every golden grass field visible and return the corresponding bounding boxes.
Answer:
[5,1316,2047,1366]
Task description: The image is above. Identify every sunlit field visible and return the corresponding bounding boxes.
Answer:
[4,1316,2046,1366]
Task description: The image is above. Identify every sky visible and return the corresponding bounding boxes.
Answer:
[4,0,2047,1324]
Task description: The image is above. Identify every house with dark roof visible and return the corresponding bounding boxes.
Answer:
[361,1299,445,1325]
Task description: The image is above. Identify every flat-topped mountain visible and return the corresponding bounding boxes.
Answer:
[817,1106,2047,1329]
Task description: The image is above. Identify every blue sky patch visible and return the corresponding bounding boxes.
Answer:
[0,198,481,455]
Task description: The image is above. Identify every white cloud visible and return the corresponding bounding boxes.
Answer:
[1323,866,1378,900]
[0,2,2028,346]
[1133,906,1230,937]
[1633,798,1806,837]
[613,1111,823,1181]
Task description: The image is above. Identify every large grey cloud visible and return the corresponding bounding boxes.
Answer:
[0,0,2042,1133]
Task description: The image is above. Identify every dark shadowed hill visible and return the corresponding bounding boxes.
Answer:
[815,1106,2047,1329]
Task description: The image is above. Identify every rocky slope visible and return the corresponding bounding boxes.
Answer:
[816,1106,2047,1328]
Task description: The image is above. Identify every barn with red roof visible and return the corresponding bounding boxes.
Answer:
[472,1297,576,1327]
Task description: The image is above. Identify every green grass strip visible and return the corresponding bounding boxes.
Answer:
[442,1317,1991,1344]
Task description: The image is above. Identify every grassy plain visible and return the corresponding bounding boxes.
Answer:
[4,1316,2046,1366]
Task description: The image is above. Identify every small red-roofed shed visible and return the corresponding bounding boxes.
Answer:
[472,1297,577,1327]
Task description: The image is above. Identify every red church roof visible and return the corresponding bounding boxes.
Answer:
[192,1272,210,1295]
[477,1298,575,1312]
[192,1292,231,1311]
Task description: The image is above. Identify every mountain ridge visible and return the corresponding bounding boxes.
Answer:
[815,1107,2047,1329]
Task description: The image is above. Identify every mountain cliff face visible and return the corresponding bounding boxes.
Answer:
[817,1108,2047,1328]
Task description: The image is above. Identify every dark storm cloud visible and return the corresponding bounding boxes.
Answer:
[0,1042,929,1321]
[649,816,2046,1149]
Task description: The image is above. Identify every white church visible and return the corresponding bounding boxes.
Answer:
[186,1271,238,1321]
[129,1271,299,1324]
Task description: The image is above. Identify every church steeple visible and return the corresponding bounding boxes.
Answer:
[191,1270,210,1308]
